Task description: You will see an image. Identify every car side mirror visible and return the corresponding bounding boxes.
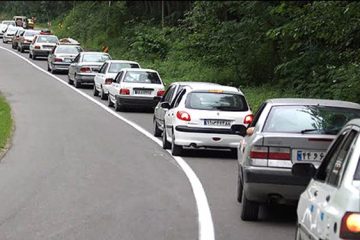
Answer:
[231,124,247,137]
[292,163,316,178]
[160,102,171,109]
[153,96,162,102]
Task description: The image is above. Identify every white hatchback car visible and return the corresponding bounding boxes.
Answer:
[94,60,141,100]
[293,119,360,240]
[107,68,165,111]
[162,85,253,156]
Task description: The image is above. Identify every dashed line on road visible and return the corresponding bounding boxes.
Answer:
[0,46,215,240]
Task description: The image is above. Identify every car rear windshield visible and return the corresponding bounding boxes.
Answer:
[263,105,360,134]
[185,92,249,111]
[82,54,110,63]
[37,36,58,43]
[55,46,82,54]
[123,71,161,84]
[24,30,40,36]
[108,63,140,73]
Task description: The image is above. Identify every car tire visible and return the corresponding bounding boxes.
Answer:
[32,53,36,60]
[241,190,259,221]
[162,127,171,149]
[74,75,81,88]
[47,63,51,72]
[67,74,73,85]
[114,98,125,112]
[20,46,24,53]
[171,130,183,156]
[100,87,107,100]
[153,119,162,137]
[29,52,32,58]
[93,85,99,96]
[237,166,243,203]
[108,94,114,107]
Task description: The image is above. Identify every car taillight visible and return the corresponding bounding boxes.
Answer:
[268,147,291,160]
[340,212,360,239]
[119,88,130,95]
[80,67,91,73]
[34,45,40,49]
[157,90,165,97]
[249,146,291,167]
[104,78,113,85]
[250,146,268,159]
[176,111,191,121]
[54,58,62,62]
[244,114,254,125]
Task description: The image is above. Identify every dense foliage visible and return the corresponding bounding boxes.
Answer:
[1,1,360,110]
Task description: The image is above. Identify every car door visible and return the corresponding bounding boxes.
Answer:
[155,84,177,130]
[95,62,108,90]
[109,71,124,102]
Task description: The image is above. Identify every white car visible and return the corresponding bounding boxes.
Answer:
[29,34,59,60]
[107,68,165,111]
[2,26,22,43]
[162,85,253,156]
[293,118,360,240]
[94,60,141,100]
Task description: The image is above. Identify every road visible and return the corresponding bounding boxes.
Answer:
[0,41,296,240]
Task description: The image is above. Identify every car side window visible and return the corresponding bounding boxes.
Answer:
[172,89,187,108]
[99,63,107,74]
[115,71,124,83]
[249,102,267,127]
[325,130,358,187]
[163,85,176,103]
[73,54,80,63]
[315,130,350,181]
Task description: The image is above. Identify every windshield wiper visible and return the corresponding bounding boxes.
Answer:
[300,128,320,134]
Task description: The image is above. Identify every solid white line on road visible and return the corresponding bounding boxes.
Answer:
[0,46,215,240]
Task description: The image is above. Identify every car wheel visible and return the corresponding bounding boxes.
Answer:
[114,98,125,112]
[100,87,107,100]
[108,94,114,107]
[32,53,36,60]
[162,127,171,149]
[67,74,73,85]
[47,63,51,72]
[20,46,24,53]
[93,85,99,96]
[153,119,162,137]
[237,166,243,203]
[51,67,56,74]
[29,51,32,58]
[241,190,259,221]
[171,129,183,156]
[74,75,81,88]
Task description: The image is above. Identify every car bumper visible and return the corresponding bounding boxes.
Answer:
[20,43,31,49]
[76,73,96,83]
[3,36,12,42]
[173,126,241,148]
[33,49,52,56]
[243,166,310,203]
[116,95,159,108]
[52,62,71,71]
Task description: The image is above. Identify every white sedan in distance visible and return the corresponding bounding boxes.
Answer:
[107,68,165,111]
[162,85,253,157]
[94,60,141,100]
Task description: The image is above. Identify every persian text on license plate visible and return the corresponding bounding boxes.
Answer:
[294,150,325,161]
[134,90,152,95]
[204,119,232,126]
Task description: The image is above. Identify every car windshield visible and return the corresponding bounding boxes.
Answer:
[55,46,82,54]
[37,36,58,43]
[82,54,110,63]
[24,30,40,36]
[263,105,360,134]
[185,92,249,111]
[108,63,140,73]
[123,71,161,84]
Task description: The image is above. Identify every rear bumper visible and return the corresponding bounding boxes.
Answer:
[20,43,31,49]
[116,95,159,108]
[33,49,51,56]
[243,166,310,203]
[175,126,236,135]
[52,62,71,71]
[76,73,96,83]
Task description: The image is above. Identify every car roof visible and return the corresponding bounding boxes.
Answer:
[121,68,157,73]
[170,81,220,87]
[265,98,360,109]
[184,84,242,94]
[34,34,57,38]
[104,60,139,64]
[81,51,109,55]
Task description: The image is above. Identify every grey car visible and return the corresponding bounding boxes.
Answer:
[67,52,111,88]
[236,98,360,221]
[153,82,220,137]
[47,45,83,74]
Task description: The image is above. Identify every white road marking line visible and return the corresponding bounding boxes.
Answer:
[0,46,215,240]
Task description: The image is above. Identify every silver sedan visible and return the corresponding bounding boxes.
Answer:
[235,98,360,221]
[47,45,83,74]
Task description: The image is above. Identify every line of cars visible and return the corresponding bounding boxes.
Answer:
[2,21,360,239]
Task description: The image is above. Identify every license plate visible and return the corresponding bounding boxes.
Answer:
[64,58,72,63]
[134,90,151,95]
[294,150,325,161]
[204,119,232,126]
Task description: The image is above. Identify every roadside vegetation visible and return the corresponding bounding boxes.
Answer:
[1,1,360,111]
[0,95,12,151]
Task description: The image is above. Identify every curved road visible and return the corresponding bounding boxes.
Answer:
[0,41,295,240]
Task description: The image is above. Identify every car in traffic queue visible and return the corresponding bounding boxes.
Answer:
[47,44,83,74]
[1,20,16,27]
[67,52,112,88]
[2,25,22,43]
[293,118,360,240]
[17,29,40,52]
[29,34,59,60]
[0,23,7,38]
[107,68,165,111]
[236,98,360,221]
[161,85,253,157]
[94,60,141,100]
[153,82,220,137]
[11,28,25,49]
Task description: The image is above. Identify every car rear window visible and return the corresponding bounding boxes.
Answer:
[82,54,110,63]
[123,71,161,84]
[55,46,82,54]
[185,92,249,111]
[37,36,58,43]
[263,105,360,134]
[108,63,140,73]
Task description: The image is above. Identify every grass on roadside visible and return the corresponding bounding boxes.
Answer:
[0,95,12,151]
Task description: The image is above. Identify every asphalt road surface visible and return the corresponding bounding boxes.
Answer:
[0,41,296,240]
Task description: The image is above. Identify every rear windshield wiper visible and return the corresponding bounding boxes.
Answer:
[300,128,320,134]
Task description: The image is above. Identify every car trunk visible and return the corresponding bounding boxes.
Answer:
[121,82,163,97]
